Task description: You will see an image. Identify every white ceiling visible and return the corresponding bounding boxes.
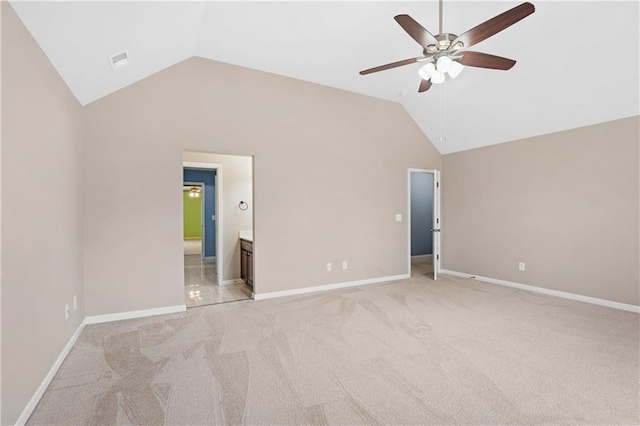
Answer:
[10,1,640,154]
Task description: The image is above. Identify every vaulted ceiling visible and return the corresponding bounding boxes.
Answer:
[10,1,639,154]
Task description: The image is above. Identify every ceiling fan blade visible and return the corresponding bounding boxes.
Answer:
[394,15,438,49]
[451,2,535,50]
[418,79,433,93]
[359,57,420,75]
[459,51,516,70]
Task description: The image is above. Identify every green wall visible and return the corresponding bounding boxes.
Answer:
[183,192,202,238]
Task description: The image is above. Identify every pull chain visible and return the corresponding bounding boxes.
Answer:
[439,80,447,142]
[439,0,446,143]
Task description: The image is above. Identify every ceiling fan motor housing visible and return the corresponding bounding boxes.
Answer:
[424,33,459,54]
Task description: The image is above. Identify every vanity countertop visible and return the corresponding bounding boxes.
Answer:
[238,230,253,242]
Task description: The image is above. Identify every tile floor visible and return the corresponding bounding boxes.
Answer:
[411,255,434,278]
[183,240,252,308]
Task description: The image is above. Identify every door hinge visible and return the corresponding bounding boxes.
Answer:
[437,255,440,260]
[437,218,439,224]
[437,182,440,188]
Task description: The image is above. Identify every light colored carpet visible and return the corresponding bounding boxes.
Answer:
[28,268,639,425]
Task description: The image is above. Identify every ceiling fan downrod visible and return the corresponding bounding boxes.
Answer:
[439,0,443,35]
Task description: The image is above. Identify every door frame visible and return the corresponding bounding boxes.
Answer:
[183,181,205,259]
[183,161,223,285]
[407,168,441,280]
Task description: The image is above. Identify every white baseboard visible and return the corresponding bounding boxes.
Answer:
[15,304,187,424]
[221,278,244,286]
[440,269,640,313]
[254,274,410,301]
[84,304,186,325]
[15,320,86,425]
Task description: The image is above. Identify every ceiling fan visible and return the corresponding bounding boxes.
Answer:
[360,1,535,93]
[184,186,201,198]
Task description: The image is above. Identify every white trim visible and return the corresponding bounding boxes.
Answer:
[440,269,640,313]
[433,170,441,279]
[183,162,221,169]
[183,181,205,259]
[214,168,223,284]
[15,320,86,425]
[253,274,409,301]
[407,168,439,280]
[84,305,186,325]
[222,278,245,286]
[183,161,224,286]
[15,303,187,424]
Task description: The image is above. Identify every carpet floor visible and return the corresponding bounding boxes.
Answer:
[27,266,639,425]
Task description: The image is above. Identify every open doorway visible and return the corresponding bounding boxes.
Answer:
[408,169,441,280]
[182,151,254,308]
[183,182,204,257]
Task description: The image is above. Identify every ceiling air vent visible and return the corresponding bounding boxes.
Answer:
[109,50,129,71]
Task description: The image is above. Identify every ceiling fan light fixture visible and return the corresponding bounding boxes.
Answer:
[418,62,436,80]
[431,70,445,84]
[436,56,453,73]
[186,187,201,198]
[448,61,464,79]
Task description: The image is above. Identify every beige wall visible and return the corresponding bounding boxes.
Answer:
[1,4,85,424]
[82,56,441,315]
[442,116,640,306]
[183,151,253,281]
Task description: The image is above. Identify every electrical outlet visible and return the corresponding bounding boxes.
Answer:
[519,262,525,271]
[326,262,332,271]
[73,295,78,310]
[65,304,70,319]
[342,261,348,270]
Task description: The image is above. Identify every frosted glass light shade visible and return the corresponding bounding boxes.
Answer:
[436,56,453,73]
[431,70,445,84]
[418,62,436,80]
[448,61,464,79]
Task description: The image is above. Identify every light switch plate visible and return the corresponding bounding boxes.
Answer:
[395,214,402,222]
